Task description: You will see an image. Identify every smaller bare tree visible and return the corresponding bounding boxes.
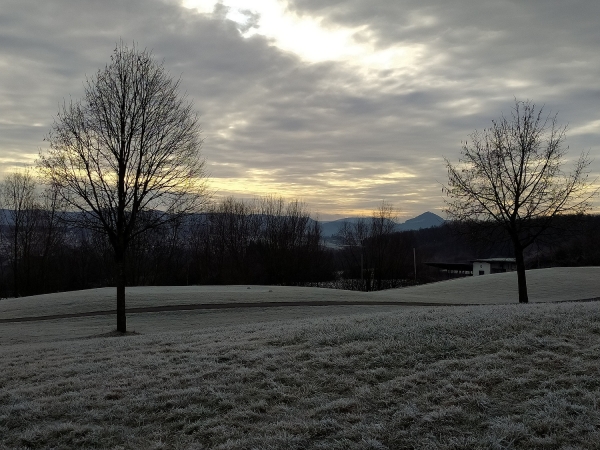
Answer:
[208,197,262,283]
[445,100,595,303]
[370,201,398,290]
[259,197,321,284]
[0,170,38,297]
[336,201,399,291]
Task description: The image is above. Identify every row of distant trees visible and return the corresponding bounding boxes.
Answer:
[0,173,424,298]
[333,202,412,291]
[0,169,440,297]
[0,175,332,297]
[1,169,598,300]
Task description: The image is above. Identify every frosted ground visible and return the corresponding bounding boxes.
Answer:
[2,267,600,448]
[2,267,599,346]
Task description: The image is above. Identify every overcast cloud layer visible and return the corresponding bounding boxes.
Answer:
[0,0,599,219]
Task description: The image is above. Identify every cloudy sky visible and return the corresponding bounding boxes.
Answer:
[1,0,599,220]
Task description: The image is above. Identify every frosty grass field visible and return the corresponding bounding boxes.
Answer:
[2,267,600,449]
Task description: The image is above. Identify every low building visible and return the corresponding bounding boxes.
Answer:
[473,258,516,276]
[424,261,473,276]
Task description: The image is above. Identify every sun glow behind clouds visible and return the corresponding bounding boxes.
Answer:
[181,0,429,217]
[181,0,421,70]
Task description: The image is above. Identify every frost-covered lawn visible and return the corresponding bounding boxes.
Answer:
[0,285,372,320]
[0,305,405,346]
[2,301,600,449]
[2,268,599,323]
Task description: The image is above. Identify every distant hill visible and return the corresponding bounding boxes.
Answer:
[395,211,445,232]
[0,208,445,238]
[318,217,364,238]
[319,211,445,237]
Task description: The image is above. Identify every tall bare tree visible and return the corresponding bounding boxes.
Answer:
[39,42,207,332]
[445,100,595,303]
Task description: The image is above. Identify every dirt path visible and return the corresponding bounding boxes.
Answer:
[0,300,463,323]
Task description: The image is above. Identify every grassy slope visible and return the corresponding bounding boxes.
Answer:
[2,268,600,323]
[0,286,373,320]
[2,301,600,449]
[0,306,406,346]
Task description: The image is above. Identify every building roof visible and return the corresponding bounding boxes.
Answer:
[472,258,516,263]
[425,262,473,272]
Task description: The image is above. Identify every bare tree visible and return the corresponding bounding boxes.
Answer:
[336,201,399,291]
[336,217,370,289]
[445,100,595,303]
[39,42,207,332]
[369,201,398,290]
[0,170,38,297]
[208,197,262,283]
[28,182,66,295]
[259,197,321,284]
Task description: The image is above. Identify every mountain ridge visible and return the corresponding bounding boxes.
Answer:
[319,211,445,237]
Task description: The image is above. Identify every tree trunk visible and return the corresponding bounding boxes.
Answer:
[513,240,528,304]
[116,252,127,332]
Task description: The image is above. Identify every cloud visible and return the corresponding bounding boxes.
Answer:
[0,0,599,220]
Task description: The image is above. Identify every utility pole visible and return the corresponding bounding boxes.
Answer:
[413,247,417,281]
[361,253,364,282]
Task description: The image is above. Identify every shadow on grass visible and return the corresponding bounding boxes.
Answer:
[85,330,142,339]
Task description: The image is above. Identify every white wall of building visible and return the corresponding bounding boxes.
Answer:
[474,262,491,276]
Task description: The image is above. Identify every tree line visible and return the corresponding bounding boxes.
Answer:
[0,176,333,298]
[2,170,596,300]
[0,172,449,298]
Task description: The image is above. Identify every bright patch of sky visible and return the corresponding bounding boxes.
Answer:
[182,0,420,72]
